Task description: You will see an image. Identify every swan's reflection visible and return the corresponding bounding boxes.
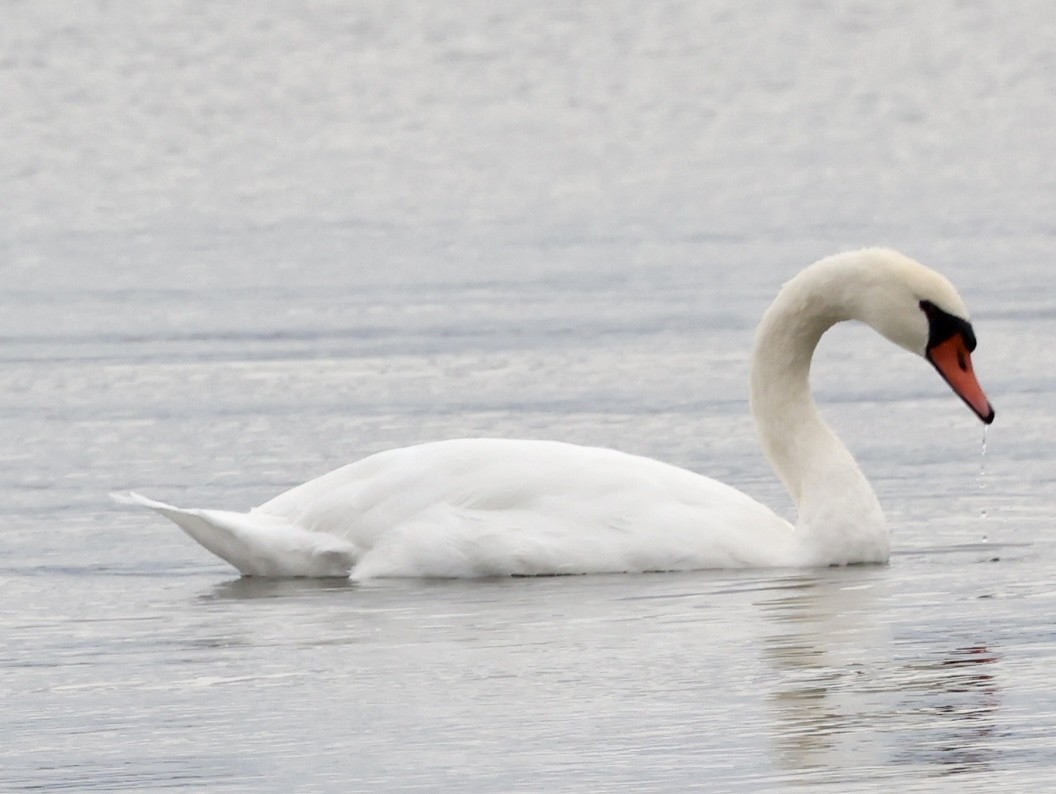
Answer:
[759,571,999,779]
[202,575,356,601]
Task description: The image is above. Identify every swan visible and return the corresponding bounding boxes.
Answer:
[114,248,995,579]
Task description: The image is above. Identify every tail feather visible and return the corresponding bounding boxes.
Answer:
[112,491,356,578]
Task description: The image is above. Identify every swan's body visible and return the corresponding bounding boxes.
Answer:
[119,440,799,578]
[117,249,995,579]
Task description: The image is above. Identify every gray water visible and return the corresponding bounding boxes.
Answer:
[3,1,1056,791]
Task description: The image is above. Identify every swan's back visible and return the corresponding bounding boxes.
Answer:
[252,439,795,578]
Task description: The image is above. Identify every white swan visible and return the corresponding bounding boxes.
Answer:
[115,249,995,579]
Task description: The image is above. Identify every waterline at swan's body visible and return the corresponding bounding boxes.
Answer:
[116,249,995,579]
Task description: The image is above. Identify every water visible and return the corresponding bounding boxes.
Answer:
[3,1,1056,790]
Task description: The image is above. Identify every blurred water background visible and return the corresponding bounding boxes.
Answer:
[3,1,1055,791]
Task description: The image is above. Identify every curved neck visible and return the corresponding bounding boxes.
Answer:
[748,258,888,564]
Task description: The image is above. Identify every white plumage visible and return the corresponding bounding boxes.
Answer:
[115,249,994,579]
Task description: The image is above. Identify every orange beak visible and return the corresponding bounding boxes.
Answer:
[926,335,995,424]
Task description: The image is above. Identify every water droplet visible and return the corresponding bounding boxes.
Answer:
[978,426,989,533]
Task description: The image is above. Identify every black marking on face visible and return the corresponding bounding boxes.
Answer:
[919,300,977,352]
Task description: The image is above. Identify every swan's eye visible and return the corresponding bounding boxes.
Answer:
[919,300,977,352]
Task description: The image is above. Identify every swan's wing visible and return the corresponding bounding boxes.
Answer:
[251,439,797,577]
[112,492,357,577]
[351,496,794,579]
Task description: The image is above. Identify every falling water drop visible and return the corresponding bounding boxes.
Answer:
[979,425,989,540]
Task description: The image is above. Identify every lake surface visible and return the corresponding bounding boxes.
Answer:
[3,1,1056,791]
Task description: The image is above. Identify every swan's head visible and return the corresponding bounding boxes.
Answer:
[850,249,995,424]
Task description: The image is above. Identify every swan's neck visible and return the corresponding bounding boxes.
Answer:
[749,260,889,564]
